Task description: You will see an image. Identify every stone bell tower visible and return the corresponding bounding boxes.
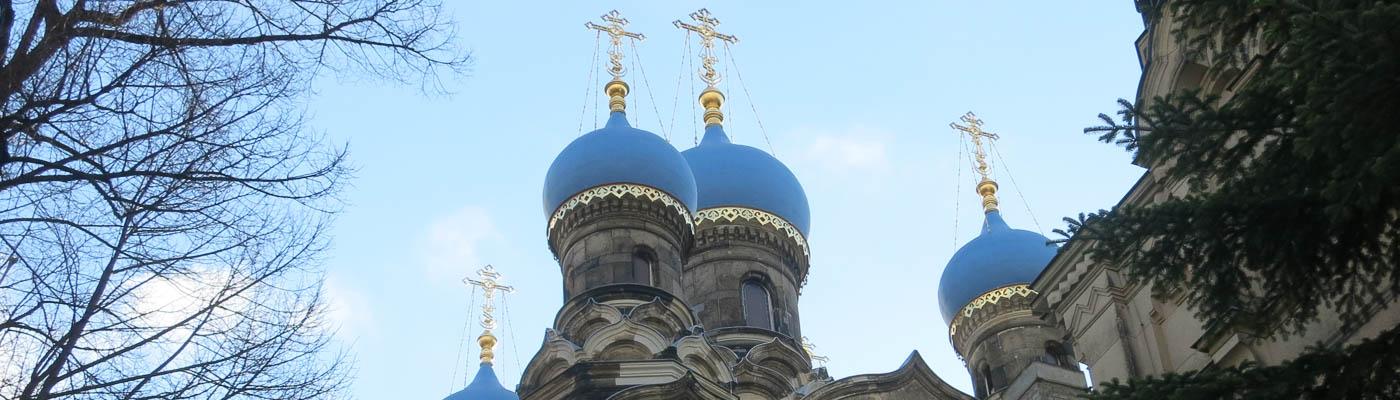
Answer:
[674,9,819,398]
[519,11,738,400]
[541,12,693,300]
[674,13,811,343]
[940,113,1086,399]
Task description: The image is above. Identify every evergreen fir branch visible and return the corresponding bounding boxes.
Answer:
[1088,326,1400,400]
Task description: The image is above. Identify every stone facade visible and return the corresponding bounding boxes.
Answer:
[1028,0,1400,389]
[948,284,1086,399]
[523,189,976,398]
[685,209,809,339]
[508,3,1400,397]
[547,186,694,299]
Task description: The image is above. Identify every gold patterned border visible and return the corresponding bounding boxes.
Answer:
[948,284,1037,337]
[548,183,694,234]
[695,207,809,257]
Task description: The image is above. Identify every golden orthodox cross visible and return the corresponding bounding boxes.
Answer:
[951,112,1003,212]
[586,10,645,79]
[950,112,999,182]
[674,9,738,87]
[464,265,515,331]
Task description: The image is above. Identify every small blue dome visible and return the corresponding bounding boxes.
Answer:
[682,125,811,235]
[937,211,1057,323]
[443,363,518,400]
[543,112,698,217]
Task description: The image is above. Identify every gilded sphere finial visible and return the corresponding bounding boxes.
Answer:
[605,79,630,113]
[699,88,724,125]
[477,331,498,364]
[976,178,999,213]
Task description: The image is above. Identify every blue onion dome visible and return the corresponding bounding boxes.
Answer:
[443,363,518,400]
[937,211,1057,323]
[681,124,811,235]
[542,111,698,218]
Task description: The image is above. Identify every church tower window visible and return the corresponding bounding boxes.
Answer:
[631,247,655,286]
[741,279,774,330]
[976,364,993,398]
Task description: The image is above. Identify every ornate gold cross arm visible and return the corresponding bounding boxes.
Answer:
[674,8,738,88]
[585,10,645,80]
[464,264,515,364]
[951,112,1002,213]
[585,10,644,112]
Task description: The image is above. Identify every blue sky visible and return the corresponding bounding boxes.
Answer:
[306,1,1148,398]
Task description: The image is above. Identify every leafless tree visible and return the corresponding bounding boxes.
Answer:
[0,0,465,398]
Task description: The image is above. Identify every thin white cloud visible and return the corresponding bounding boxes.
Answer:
[422,205,498,282]
[324,274,374,338]
[129,268,248,340]
[802,127,893,174]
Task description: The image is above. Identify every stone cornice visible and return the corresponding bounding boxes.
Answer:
[546,183,695,258]
[692,207,811,287]
[803,351,972,400]
[695,207,808,257]
[949,284,1038,353]
[550,183,693,233]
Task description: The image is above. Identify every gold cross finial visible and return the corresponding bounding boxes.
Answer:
[674,9,738,88]
[950,112,1001,213]
[675,9,739,125]
[586,10,645,112]
[586,10,645,80]
[464,265,515,364]
[800,336,830,367]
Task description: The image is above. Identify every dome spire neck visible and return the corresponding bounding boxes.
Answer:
[951,112,1001,213]
[675,9,738,126]
[586,10,645,113]
[464,265,515,365]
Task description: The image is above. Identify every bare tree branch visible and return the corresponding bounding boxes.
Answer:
[0,0,465,398]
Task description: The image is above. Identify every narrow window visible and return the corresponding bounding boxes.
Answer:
[631,248,654,286]
[990,366,1008,390]
[741,279,773,330]
[977,364,993,397]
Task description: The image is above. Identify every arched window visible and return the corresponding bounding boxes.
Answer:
[630,248,655,286]
[741,279,773,330]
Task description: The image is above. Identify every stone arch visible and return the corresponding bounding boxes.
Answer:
[555,298,623,342]
[518,329,581,393]
[581,319,668,360]
[744,338,811,379]
[674,335,737,384]
[732,358,793,399]
[598,339,652,361]
[626,296,693,338]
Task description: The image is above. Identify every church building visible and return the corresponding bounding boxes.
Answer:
[442,9,1087,400]
[441,2,1400,398]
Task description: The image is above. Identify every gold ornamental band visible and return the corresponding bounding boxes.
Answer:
[548,183,695,234]
[694,207,809,257]
[948,284,1037,337]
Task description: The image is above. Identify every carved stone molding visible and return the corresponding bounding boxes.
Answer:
[949,284,1039,353]
[547,184,694,258]
[803,351,972,400]
[695,207,808,257]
